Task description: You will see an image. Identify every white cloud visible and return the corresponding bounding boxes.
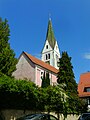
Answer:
[83,53,90,59]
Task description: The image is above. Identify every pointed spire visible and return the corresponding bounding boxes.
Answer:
[49,13,51,21]
[46,18,56,49]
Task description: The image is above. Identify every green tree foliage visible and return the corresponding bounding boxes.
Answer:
[0,18,17,76]
[0,73,68,116]
[57,51,87,114]
[47,85,67,108]
[42,85,68,119]
[0,72,86,115]
[77,98,88,113]
[41,72,50,88]
[57,51,77,93]
[45,72,50,87]
[36,87,47,111]
[41,71,46,88]
[0,74,38,110]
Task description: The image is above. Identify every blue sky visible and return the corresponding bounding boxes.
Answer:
[0,0,90,83]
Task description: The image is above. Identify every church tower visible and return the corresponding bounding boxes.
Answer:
[41,18,60,69]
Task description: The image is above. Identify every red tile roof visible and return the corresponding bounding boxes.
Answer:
[78,72,90,97]
[23,52,59,74]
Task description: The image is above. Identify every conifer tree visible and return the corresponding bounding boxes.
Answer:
[45,72,50,87]
[41,71,46,88]
[41,72,50,88]
[0,18,17,76]
[57,51,80,113]
[57,51,77,93]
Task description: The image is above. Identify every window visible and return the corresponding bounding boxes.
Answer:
[48,53,50,59]
[87,88,90,92]
[46,54,48,60]
[46,53,50,60]
[84,87,90,92]
[46,45,48,49]
[41,72,43,75]
[41,72,43,79]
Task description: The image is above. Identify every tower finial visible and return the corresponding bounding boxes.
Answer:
[49,13,51,21]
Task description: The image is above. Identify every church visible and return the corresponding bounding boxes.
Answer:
[12,19,60,87]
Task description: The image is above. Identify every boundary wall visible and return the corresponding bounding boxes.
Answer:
[0,109,79,120]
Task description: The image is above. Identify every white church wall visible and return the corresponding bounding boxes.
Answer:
[41,40,52,61]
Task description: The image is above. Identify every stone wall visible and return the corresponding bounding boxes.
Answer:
[1,109,79,120]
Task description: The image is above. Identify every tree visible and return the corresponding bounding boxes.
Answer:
[41,72,50,88]
[57,51,77,93]
[45,72,50,87]
[47,85,68,119]
[57,51,80,114]
[0,74,38,110]
[41,71,46,88]
[0,18,17,76]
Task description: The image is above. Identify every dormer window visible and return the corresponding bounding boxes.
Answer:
[46,45,48,49]
[84,87,90,92]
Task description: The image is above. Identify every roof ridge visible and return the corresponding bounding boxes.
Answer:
[81,72,90,75]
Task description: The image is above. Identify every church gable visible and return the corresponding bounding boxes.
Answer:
[42,40,52,53]
[54,41,60,55]
[41,40,53,63]
[12,52,35,82]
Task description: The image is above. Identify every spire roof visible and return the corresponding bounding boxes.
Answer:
[46,19,56,49]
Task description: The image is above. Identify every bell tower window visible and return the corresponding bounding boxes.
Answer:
[48,53,50,59]
[46,45,48,49]
[46,54,48,60]
[46,53,50,60]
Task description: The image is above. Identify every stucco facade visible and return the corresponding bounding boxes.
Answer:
[12,52,58,87]
[12,53,35,83]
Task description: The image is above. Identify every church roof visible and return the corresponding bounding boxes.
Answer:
[23,52,58,74]
[46,19,56,49]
